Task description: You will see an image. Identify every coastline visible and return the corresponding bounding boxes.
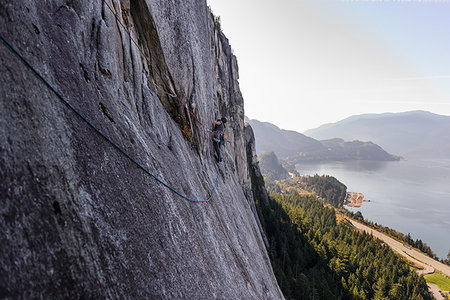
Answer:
[344,191,370,207]
[296,158,450,259]
[347,218,450,299]
[348,218,450,277]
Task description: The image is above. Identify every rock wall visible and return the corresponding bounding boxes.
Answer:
[245,124,270,249]
[0,0,283,298]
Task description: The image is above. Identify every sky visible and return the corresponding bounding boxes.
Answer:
[206,0,450,133]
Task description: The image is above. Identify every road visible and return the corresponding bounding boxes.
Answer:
[348,219,450,277]
[348,219,450,299]
[428,283,445,300]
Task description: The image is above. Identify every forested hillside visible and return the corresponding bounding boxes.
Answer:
[254,182,431,299]
[258,152,290,181]
[294,175,347,208]
[354,216,438,260]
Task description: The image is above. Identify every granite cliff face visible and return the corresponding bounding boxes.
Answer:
[0,0,283,298]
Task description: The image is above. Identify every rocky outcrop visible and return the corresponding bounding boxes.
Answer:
[245,123,269,248]
[0,0,283,298]
[258,152,290,181]
[245,124,269,204]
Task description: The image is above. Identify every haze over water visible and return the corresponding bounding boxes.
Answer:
[296,158,450,259]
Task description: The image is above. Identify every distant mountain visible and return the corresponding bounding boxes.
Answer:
[248,119,325,157]
[304,110,450,158]
[247,118,399,162]
[320,138,400,161]
[258,152,290,181]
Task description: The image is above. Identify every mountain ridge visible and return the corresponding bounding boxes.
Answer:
[304,110,450,158]
[247,118,399,162]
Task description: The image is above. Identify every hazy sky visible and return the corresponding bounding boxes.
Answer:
[207,0,450,132]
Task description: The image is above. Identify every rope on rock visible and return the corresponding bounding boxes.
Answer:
[0,33,222,203]
[101,0,213,133]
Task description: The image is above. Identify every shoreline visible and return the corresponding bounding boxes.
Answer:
[347,218,450,299]
[347,218,450,277]
[344,191,370,207]
[297,160,450,259]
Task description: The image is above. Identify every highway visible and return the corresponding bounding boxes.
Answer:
[348,219,450,277]
[348,219,450,299]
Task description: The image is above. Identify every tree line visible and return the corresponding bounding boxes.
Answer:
[343,210,450,265]
[296,175,347,208]
[297,175,445,264]
[255,183,431,299]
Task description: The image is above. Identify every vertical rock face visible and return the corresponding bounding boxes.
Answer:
[0,0,283,299]
[245,124,270,249]
[245,124,269,207]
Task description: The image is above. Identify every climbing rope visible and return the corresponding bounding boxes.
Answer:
[101,0,213,133]
[0,33,222,203]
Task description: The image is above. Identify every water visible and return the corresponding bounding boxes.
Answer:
[296,159,450,259]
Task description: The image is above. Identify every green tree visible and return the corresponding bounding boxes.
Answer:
[249,175,432,299]
[388,283,405,300]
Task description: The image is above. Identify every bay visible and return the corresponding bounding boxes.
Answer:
[296,158,450,259]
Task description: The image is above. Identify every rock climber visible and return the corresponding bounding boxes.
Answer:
[211,117,227,162]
